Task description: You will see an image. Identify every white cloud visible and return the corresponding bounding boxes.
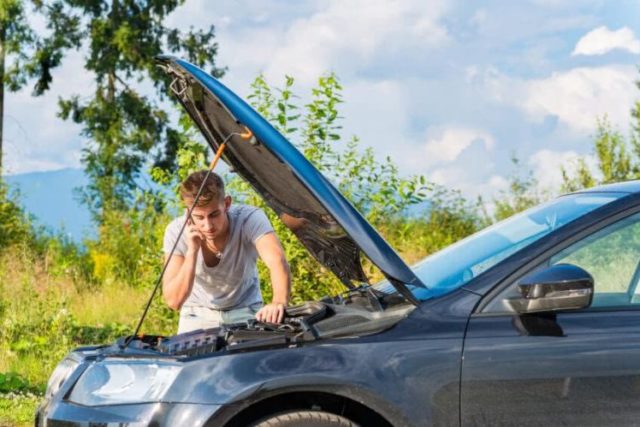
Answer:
[529,149,600,191]
[423,127,495,165]
[529,149,579,189]
[465,65,480,84]
[427,165,507,202]
[2,157,69,175]
[411,127,500,199]
[167,0,450,95]
[524,66,637,133]
[488,175,509,192]
[485,65,637,135]
[269,0,450,80]
[5,0,637,213]
[573,26,640,56]
[3,48,91,175]
[470,9,488,28]
[341,78,411,153]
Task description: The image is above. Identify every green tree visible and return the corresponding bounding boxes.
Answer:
[0,180,31,249]
[244,73,429,224]
[633,76,640,151]
[561,73,640,192]
[562,117,636,192]
[149,114,209,201]
[217,74,431,300]
[489,155,547,222]
[560,157,596,193]
[56,1,225,219]
[0,0,29,170]
[0,0,79,170]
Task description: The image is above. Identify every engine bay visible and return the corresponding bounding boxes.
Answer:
[121,287,414,357]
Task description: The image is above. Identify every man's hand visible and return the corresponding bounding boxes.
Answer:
[255,232,291,323]
[185,217,203,252]
[255,302,286,324]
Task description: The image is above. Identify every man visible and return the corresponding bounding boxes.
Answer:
[162,170,291,334]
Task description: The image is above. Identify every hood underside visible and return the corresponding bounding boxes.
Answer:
[157,56,425,303]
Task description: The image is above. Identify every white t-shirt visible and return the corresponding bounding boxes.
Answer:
[163,204,274,310]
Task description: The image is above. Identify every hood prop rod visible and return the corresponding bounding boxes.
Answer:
[123,126,254,349]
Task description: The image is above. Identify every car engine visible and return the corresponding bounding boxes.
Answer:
[121,288,414,357]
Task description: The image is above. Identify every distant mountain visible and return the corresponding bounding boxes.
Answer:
[2,168,432,244]
[4,168,93,242]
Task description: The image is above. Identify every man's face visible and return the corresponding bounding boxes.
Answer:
[187,195,231,240]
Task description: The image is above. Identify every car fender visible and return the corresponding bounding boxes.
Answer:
[209,377,414,427]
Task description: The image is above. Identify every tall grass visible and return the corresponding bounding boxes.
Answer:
[0,200,478,384]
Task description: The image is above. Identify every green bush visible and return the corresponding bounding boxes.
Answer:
[1,290,132,387]
[35,231,95,290]
[222,74,482,300]
[0,371,38,395]
[0,180,32,250]
[86,191,169,288]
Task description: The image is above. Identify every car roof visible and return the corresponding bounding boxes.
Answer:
[574,180,640,194]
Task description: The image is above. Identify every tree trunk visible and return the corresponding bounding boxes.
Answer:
[0,26,5,173]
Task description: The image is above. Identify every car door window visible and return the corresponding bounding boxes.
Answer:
[550,212,640,307]
[485,211,640,312]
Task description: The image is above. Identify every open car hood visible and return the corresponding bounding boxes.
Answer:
[157,57,425,304]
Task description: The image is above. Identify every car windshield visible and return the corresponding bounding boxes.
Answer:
[375,192,625,301]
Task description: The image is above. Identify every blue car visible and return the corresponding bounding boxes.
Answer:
[37,57,640,427]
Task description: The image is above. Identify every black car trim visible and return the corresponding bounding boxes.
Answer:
[473,302,640,318]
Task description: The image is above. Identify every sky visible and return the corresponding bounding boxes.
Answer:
[4,0,640,202]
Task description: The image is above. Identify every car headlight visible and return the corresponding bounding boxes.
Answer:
[68,360,181,406]
[46,357,79,399]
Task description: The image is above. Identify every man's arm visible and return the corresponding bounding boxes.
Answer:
[162,250,198,310]
[254,232,291,323]
[162,220,202,310]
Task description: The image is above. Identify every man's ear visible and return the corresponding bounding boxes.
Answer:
[224,195,232,210]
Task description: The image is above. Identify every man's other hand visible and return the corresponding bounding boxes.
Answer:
[255,302,286,324]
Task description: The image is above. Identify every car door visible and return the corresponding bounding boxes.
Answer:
[461,211,640,426]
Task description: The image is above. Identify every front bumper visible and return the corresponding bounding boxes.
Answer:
[36,399,223,427]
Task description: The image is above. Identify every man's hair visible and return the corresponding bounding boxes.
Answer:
[179,170,226,207]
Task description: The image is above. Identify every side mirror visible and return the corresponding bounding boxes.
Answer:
[506,263,593,314]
